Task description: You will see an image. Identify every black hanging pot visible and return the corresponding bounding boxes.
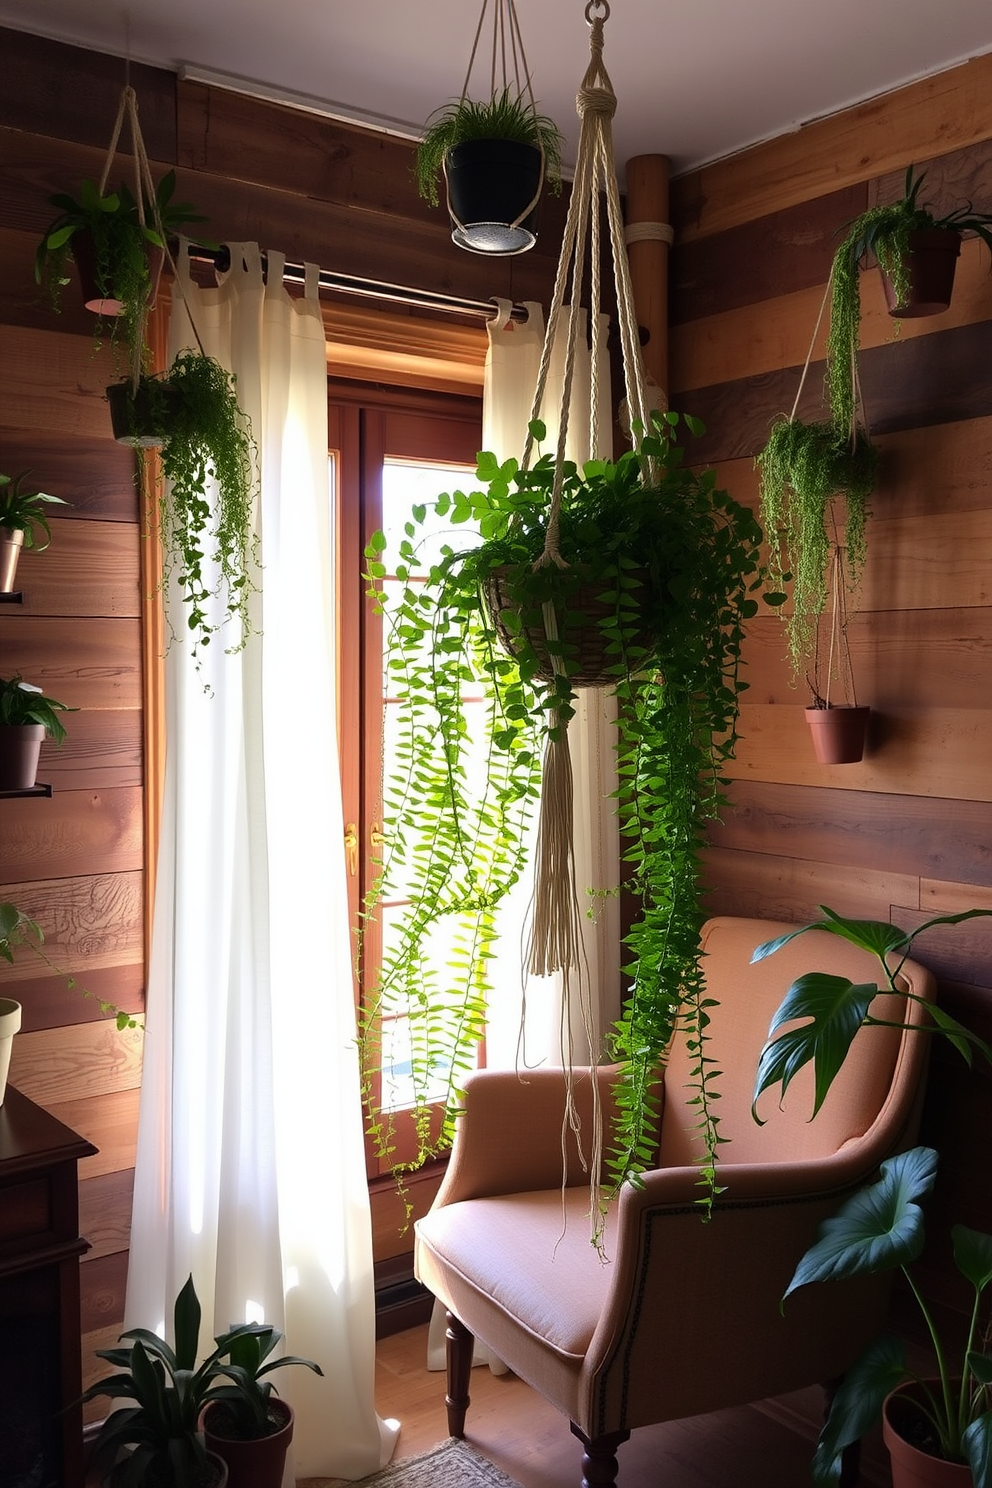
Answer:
[106,377,182,448]
[444,139,544,255]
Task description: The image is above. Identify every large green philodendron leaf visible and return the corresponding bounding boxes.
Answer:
[752,972,879,1120]
[750,911,907,964]
[811,1334,907,1488]
[952,1224,992,1293]
[784,1146,938,1299]
[963,1413,992,1488]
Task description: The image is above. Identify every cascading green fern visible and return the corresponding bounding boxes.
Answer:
[360,412,766,1206]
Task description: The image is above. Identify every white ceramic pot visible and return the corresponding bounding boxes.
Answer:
[0,998,22,1104]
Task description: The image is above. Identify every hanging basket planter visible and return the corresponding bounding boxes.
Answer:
[106,375,183,447]
[444,138,544,255]
[880,227,962,318]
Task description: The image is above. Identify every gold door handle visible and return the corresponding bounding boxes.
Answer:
[370,822,386,853]
[344,822,358,877]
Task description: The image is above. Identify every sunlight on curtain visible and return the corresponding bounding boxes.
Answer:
[126,244,397,1481]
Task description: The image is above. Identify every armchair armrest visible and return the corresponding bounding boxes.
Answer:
[434,1064,641,1206]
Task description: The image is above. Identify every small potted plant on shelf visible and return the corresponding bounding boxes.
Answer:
[417,87,564,254]
[827,166,992,433]
[35,172,207,351]
[784,1145,992,1488]
[360,411,766,1204]
[200,1321,324,1488]
[0,471,69,593]
[750,905,992,1121]
[108,350,259,662]
[0,676,75,790]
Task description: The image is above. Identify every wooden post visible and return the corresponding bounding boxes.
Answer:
[624,154,672,399]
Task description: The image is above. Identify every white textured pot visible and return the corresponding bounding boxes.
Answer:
[0,998,22,1104]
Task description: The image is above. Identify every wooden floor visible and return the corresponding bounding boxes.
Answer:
[371,1322,893,1488]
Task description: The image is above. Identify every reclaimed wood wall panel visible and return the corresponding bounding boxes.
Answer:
[0,785,142,882]
[9,1019,143,1106]
[0,617,142,707]
[677,67,992,1314]
[78,1168,134,1261]
[0,421,138,520]
[671,51,992,240]
[9,964,144,1034]
[35,709,143,790]
[50,1088,141,1181]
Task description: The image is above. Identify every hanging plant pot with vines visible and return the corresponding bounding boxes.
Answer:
[360,3,768,1229]
[415,0,564,254]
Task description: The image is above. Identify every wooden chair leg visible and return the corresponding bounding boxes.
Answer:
[445,1310,474,1439]
[822,1379,861,1487]
[570,1424,631,1488]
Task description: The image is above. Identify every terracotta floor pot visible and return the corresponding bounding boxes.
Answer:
[804,705,869,765]
[202,1399,293,1488]
[881,228,961,318]
[0,723,45,790]
[0,526,24,592]
[883,1382,973,1488]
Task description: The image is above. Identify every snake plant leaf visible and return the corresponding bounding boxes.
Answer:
[811,1334,907,1488]
[752,972,879,1119]
[963,1413,992,1488]
[952,1224,992,1292]
[783,1146,938,1300]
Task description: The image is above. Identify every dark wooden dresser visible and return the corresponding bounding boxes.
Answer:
[0,1086,96,1488]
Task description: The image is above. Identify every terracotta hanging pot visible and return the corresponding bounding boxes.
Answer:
[882,1381,974,1488]
[804,704,870,765]
[0,998,21,1105]
[0,723,46,790]
[202,1399,294,1488]
[72,228,166,317]
[881,228,962,318]
[444,139,543,255]
[0,527,24,593]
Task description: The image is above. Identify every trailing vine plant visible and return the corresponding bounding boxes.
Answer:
[757,416,877,681]
[359,412,765,1208]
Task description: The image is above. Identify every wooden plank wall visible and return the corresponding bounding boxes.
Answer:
[0,25,557,1404]
[668,55,992,1302]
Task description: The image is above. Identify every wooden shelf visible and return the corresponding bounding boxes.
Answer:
[0,591,24,603]
[0,782,53,799]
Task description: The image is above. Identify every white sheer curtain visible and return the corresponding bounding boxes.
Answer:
[126,244,396,1481]
[483,299,622,1071]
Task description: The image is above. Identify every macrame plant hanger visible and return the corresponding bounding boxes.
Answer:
[444,0,546,250]
[98,84,207,399]
[513,0,656,1207]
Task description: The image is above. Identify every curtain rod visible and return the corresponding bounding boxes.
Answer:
[185,243,528,323]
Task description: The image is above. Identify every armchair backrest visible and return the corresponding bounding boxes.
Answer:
[657,916,936,1170]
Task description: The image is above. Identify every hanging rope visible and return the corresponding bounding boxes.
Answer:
[523,0,653,991]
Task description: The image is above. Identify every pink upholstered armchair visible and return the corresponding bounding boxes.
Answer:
[415,915,937,1487]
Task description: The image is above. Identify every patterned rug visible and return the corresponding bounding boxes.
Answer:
[301,1438,525,1488]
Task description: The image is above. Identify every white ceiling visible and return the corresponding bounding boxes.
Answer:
[3,0,992,177]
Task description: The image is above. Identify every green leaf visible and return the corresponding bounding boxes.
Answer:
[752,972,881,1119]
[953,1224,992,1293]
[784,1147,937,1299]
[963,1413,992,1488]
[811,1335,907,1486]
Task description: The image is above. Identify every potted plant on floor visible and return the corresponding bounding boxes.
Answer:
[83,1275,232,1487]
[783,1145,992,1487]
[201,1322,323,1488]
[827,166,992,433]
[360,410,766,1203]
[0,676,75,790]
[0,472,69,593]
[417,87,564,254]
[108,351,259,662]
[750,905,992,1120]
